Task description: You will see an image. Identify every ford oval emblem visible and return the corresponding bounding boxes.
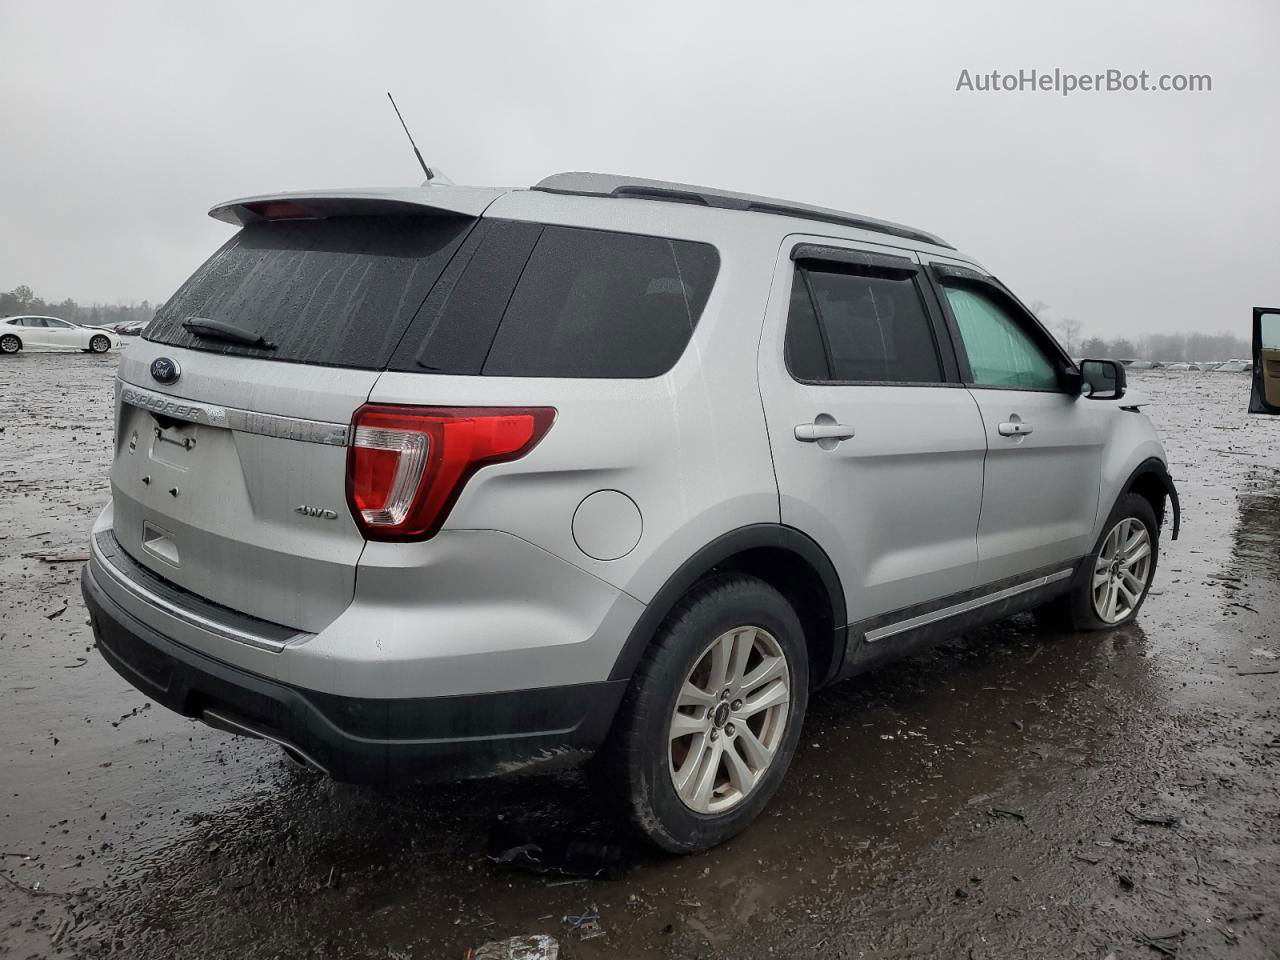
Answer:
[150,357,181,385]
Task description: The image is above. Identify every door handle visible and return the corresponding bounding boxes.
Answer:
[795,422,856,442]
[998,421,1034,437]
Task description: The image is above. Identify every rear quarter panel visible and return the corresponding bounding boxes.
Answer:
[367,192,787,605]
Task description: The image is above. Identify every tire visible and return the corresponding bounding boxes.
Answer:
[0,334,21,355]
[1039,493,1160,631]
[89,335,111,353]
[600,574,809,853]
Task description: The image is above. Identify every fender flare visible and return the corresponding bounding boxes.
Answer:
[1118,456,1180,540]
[607,523,847,683]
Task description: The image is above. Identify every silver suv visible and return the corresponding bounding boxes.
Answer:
[82,173,1180,852]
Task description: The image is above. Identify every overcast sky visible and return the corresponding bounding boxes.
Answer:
[1,0,1275,338]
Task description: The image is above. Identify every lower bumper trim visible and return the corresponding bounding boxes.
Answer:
[82,563,627,784]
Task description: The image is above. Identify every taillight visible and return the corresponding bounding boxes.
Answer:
[245,200,314,220]
[346,405,556,541]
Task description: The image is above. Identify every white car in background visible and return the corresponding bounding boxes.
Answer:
[0,316,119,355]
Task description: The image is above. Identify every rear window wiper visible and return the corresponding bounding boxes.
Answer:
[183,317,277,350]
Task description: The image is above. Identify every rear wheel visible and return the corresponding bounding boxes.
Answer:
[1039,493,1159,631]
[89,335,111,353]
[601,575,809,852]
[0,334,21,355]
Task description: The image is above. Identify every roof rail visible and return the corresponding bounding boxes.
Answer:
[531,172,952,249]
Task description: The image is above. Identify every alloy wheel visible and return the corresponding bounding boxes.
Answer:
[668,625,790,814]
[1092,517,1153,624]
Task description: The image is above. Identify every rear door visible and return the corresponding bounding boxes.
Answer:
[21,318,53,347]
[924,261,1105,584]
[112,210,476,632]
[758,237,987,623]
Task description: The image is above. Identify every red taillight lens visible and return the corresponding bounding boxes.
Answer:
[346,405,556,541]
[245,200,314,220]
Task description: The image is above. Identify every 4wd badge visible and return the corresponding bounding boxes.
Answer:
[294,504,338,520]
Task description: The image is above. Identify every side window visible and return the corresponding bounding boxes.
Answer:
[943,284,1061,390]
[482,226,719,378]
[783,273,828,380]
[46,319,72,329]
[785,265,944,383]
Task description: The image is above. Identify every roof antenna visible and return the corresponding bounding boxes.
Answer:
[386,91,435,182]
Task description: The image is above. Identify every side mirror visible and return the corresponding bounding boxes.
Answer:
[1250,307,1280,415]
[1080,358,1126,400]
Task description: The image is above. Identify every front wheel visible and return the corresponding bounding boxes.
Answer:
[0,334,21,355]
[600,575,809,853]
[89,335,111,353]
[1041,493,1160,631]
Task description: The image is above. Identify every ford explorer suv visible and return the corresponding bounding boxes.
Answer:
[82,172,1180,852]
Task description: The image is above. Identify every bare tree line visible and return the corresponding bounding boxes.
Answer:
[1,285,155,329]
[1029,301,1249,362]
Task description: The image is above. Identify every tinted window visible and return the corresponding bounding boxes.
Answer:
[784,273,828,380]
[390,219,545,375]
[943,284,1060,390]
[146,215,474,368]
[786,266,943,383]
[481,226,719,378]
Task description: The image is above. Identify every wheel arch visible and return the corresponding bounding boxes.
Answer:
[0,331,23,352]
[1117,457,1180,540]
[608,524,847,689]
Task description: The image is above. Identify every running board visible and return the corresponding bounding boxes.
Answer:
[865,568,1075,643]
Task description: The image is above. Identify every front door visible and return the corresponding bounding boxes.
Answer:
[757,237,988,625]
[42,318,80,349]
[925,261,1105,584]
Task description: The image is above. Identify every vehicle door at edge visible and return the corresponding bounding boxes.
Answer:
[925,259,1105,584]
[1250,307,1280,415]
[757,237,987,624]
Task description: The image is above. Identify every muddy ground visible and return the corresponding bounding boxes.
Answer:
[1,354,1277,959]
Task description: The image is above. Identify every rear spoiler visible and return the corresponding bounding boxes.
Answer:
[208,185,508,227]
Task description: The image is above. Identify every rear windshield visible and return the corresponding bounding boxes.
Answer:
[149,215,719,378]
[146,215,474,368]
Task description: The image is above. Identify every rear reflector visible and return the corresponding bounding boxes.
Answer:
[346,405,555,541]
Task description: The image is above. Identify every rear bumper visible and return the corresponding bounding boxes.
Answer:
[83,562,627,783]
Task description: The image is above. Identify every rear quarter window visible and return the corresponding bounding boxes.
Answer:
[481,226,720,378]
[390,221,720,378]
